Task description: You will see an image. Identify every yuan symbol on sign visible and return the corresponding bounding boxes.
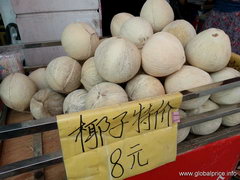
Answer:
[127,144,149,169]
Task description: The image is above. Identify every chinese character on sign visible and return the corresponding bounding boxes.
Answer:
[68,113,129,152]
[132,103,155,133]
[109,111,129,138]
[67,100,176,153]
[127,144,148,169]
[132,101,175,133]
[68,115,111,152]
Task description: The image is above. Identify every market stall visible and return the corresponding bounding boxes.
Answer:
[0,0,239,180]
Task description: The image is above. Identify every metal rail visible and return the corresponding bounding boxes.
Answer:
[179,103,240,129]
[0,37,109,53]
[0,117,57,140]
[0,102,240,141]
[177,124,240,154]
[181,77,240,101]
[0,151,63,179]
[0,37,106,53]
[0,41,61,53]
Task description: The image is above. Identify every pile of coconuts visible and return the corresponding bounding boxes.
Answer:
[0,0,239,143]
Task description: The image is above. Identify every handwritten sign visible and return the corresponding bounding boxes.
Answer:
[57,92,182,180]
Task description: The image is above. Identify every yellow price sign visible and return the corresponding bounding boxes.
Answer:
[57,92,182,180]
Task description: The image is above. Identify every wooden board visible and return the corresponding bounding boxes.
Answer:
[11,0,100,14]
[0,111,34,180]
[0,110,66,180]
[43,130,66,180]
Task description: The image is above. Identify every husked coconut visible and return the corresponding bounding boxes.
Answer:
[125,74,165,100]
[165,65,213,110]
[94,37,141,83]
[222,112,240,127]
[177,110,190,143]
[46,56,81,94]
[0,73,37,112]
[30,89,64,119]
[210,67,240,104]
[81,57,105,91]
[85,82,128,109]
[140,0,174,32]
[188,100,222,135]
[61,22,99,60]
[119,17,153,48]
[142,32,185,77]
[185,28,231,72]
[63,89,87,113]
[162,20,196,47]
[110,12,134,36]
[29,68,49,89]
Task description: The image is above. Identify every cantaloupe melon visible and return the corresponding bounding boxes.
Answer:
[30,89,64,119]
[110,12,134,37]
[29,68,49,90]
[0,73,37,112]
[119,17,153,48]
[63,89,87,113]
[85,82,128,109]
[162,20,196,47]
[142,32,185,77]
[46,56,81,94]
[61,23,99,61]
[165,65,213,110]
[81,57,105,91]
[94,37,141,83]
[125,74,165,100]
[210,67,240,104]
[185,28,231,72]
[140,0,174,32]
[222,112,240,127]
[188,100,222,135]
[177,110,190,143]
